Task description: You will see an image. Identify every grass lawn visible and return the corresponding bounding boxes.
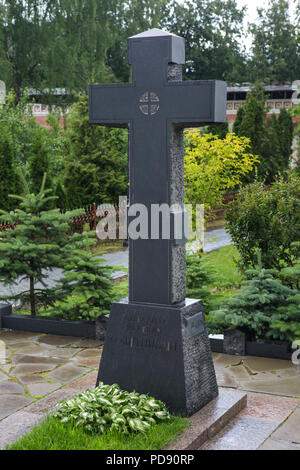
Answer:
[90,240,125,256]
[6,415,188,451]
[203,245,242,288]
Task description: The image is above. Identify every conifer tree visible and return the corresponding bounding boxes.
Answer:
[50,250,113,321]
[260,113,283,183]
[0,175,111,317]
[210,266,295,340]
[278,108,294,168]
[271,254,300,341]
[54,179,68,210]
[0,126,21,211]
[29,129,52,196]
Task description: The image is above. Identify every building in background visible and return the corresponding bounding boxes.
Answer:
[226,80,300,129]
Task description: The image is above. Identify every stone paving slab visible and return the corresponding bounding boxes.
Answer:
[0,370,9,381]
[47,364,87,382]
[12,363,58,376]
[200,415,278,450]
[0,382,25,394]
[0,411,43,450]
[238,376,300,398]
[37,335,82,347]
[270,407,300,444]
[0,395,33,420]
[27,382,62,398]
[239,392,299,423]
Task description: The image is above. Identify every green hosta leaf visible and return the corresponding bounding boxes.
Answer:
[53,382,170,435]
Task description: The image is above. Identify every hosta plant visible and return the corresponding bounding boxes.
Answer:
[53,382,170,434]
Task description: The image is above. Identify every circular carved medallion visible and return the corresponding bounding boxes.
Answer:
[139,91,160,116]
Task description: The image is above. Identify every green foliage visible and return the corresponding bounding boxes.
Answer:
[226,173,300,270]
[249,0,299,82]
[233,85,266,158]
[54,179,68,211]
[270,251,300,341]
[6,415,187,451]
[53,382,170,435]
[279,247,300,290]
[278,108,294,168]
[29,128,53,198]
[186,254,215,310]
[210,267,296,340]
[165,0,247,83]
[184,130,258,219]
[270,292,300,342]
[233,85,294,183]
[0,90,37,164]
[49,251,113,321]
[63,94,128,207]
[205,122,229,139]
[0,0,119,101]
[0,125,22,210]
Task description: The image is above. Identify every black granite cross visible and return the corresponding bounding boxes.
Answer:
[89,28,226,305]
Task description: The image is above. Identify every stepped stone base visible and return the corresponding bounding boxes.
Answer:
[97,298,218,416]
[165,388,247,450]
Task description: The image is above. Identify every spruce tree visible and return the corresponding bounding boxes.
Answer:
[186,254,215,311]
[210,267,295,340]
[271,255,300,341]
[49,250,113,321]
[0,175,109,317]
[260,114,283,183]
[54,179,68,210]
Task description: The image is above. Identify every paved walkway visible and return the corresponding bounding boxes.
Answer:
[0,330,299,449]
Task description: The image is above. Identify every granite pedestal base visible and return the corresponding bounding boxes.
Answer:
[97,298,218,416]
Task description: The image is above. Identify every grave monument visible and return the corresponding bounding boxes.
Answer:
[89,29,226,415]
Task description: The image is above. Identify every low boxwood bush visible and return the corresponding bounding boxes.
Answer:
[53,382,170,434]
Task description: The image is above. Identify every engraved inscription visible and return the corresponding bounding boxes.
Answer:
[108,312,177,352]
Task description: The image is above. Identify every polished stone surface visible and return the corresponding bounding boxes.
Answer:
[166,388,247,450]
[200,392,299,450]
[201,415,277,450]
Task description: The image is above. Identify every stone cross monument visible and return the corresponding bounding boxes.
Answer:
[89,29,226,415]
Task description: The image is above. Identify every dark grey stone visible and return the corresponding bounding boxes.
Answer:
[90,28,226,416]
[98,298,218,415]
[95,315,109,341]
[1,314,95,338]
[223,329,247,356]
[89,28,226,305]
[0,303,12,329]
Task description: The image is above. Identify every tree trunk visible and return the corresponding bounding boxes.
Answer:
[29,276,36,317]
